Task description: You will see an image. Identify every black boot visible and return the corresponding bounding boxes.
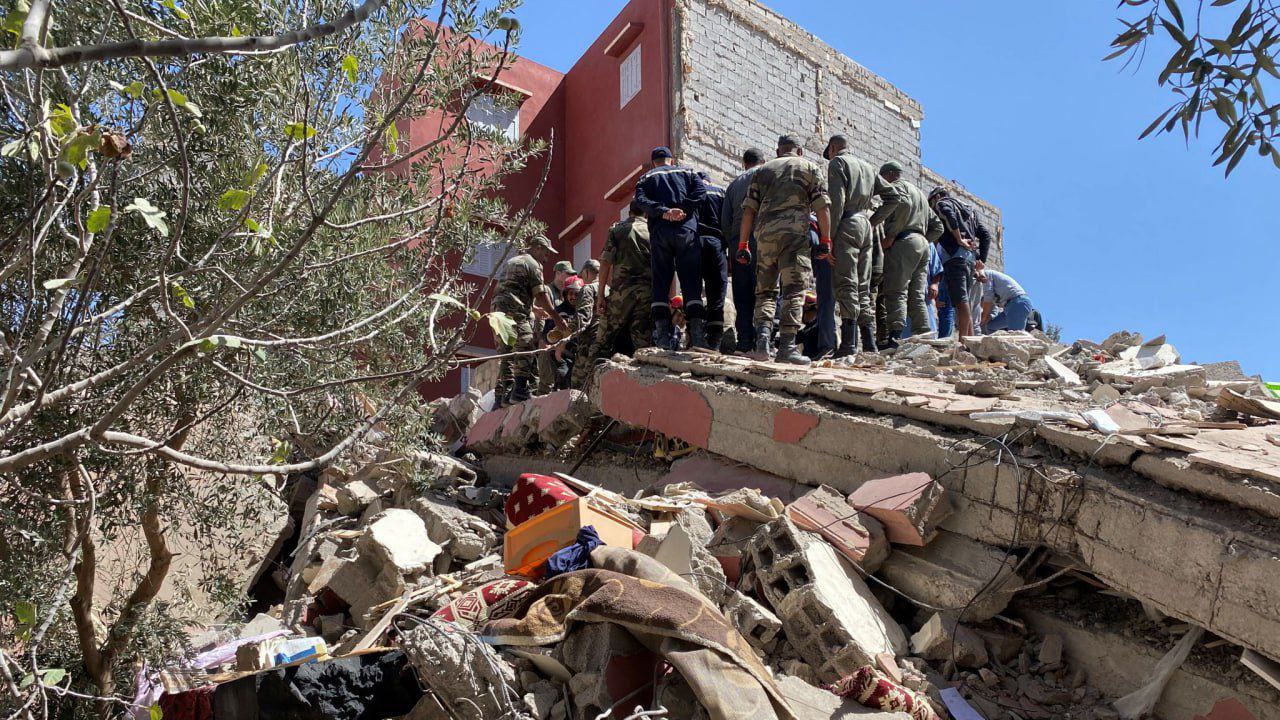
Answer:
[834,319,856,359]
[654,318,675,351]
[753,323,773,360]
[688,318,708,350]
[509,376,531,404]
[776,334,811,365]
[860,324,877,354]
[707,324,724,353]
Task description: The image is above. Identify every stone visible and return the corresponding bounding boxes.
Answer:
[524,680,559,720]
[336,480,381,516]
[721,590,782,655]
[876,531,1021,622]
[846,473,950,547]
[972,627,1024,665]
[401,622,519,719]
[747,518,907,684]
[708,516,765,581]
[787,484,889,573]
[910,614,989,669]
[317,614,346,643]
[408,495,496,562]
[239,612,285,638]
[1039,633,1064,668]
[775,674,913,719]
[954,379,1014,397]
[556,622,659,716]
[1091,383,1123,404]
[963,332,1051,365]
[357,509,441,576]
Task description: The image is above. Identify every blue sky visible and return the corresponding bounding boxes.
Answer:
[514,0,1276,379]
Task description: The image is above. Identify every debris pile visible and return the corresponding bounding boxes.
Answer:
[134,329,1280,720]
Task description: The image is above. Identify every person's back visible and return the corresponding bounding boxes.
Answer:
[751,154,826,232]
[722,167,759,243]
[981,269,1034,333]
[493,253,543,317]
[606,216,651,288]
[983,269,1027,308]
[876,179,934,241]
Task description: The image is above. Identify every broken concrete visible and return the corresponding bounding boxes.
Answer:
[465,389,594,452]
[357,509,442,576]
[909,614,989,669]
[747,518,907,684]
[876,531,1022,622]
[591,355,1280,662]
[787,485,889,572]
[408,495,496,562]
[846,473,950,547]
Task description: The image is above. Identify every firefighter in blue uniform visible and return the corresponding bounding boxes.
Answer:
[634,146,707,350]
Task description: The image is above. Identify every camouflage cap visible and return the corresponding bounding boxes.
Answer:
[552,260,574,273]
[528,235,557,254]
[879,161,904,175]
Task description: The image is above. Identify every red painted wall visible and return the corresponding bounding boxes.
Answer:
[556,0,673,260]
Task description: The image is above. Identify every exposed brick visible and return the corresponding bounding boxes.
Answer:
[847,472,951,546]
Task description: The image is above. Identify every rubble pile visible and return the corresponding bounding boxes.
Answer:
[134,330,1280,720]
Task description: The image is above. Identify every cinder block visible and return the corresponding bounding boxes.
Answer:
[746,518,906,684]
[720,590,782,656]
[847,472,951,546]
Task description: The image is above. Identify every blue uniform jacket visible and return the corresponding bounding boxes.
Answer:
[635,165,707,231]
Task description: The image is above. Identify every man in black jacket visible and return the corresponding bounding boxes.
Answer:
[635,147,707,350]
[928,186,993,338]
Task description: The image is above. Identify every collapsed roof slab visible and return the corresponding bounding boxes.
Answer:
[589,355,1280,664]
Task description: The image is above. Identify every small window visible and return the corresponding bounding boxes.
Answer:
[460,366,473,392]
[573,235,592,275]
[620,45,641,109]
[465,94,520,142]
[462,240,513,278]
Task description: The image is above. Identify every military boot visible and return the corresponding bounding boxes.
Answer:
[776,334,812,365]
[706,325,724,353]
[509,376,531,404]
[860,324,877,354]
[834,319,856,359]
[752,323,773,360]
[653,318,675,351]
[688,318,708,350]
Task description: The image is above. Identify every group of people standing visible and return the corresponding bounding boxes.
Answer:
[490,133,1038,407]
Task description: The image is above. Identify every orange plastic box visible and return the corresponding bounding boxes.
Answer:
[504,497,640,578]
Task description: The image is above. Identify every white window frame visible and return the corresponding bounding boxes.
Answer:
[619,45,642,109]
[459,366,473,392]
[465,93,520,142]
[573,235,592,275]
[461,240,513,278]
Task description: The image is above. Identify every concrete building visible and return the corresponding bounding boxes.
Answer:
[413,0,1004,398]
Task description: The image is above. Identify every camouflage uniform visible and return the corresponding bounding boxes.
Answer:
[871,179,944,339]
[576,217,653,387]
[492,252,545,402]
[567,281,599,389]
[827,149,886,327]
[745,154,830,333]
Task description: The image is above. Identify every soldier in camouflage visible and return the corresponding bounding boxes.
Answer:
[567,270,600,389]
[870,161,944,350]
[574,202,654,388]
[737,135,832,365]
[492,235,566,407]
[824,134,888,357]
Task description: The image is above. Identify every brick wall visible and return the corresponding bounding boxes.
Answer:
[670,0,1004,265]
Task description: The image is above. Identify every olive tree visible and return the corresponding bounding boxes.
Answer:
[1109,0,1280,175]
[0,0,543,716]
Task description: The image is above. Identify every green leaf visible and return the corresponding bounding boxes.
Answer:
[223,336,242,349]
[245,162,269,186]
[495,16,520,32]
[15,601,35,625]
[170,282,195,309]
[87,206,111,233]
[61,129,101,169]
[230,24,242,37]
[488,311,517,347]
[1165,0,1184,29]
[218,188,252,212]
[284,122,316,140]
[269,438,291,465]
[2,9,27,38]
[42,277,75,290]
[165,88,201,117]
[150,704,164,720]
[40,669,66,687]
[48,103,76,139]
[122,81,145,99]
[125,197,170,237]
[161,0,189,20]
[383,122,398,155]
[341,54,359,83]
[253,347,268,363]
[1,138,22,157]
[19,673,33,689]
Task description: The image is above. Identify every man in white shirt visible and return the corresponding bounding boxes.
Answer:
[979,269,1035,333]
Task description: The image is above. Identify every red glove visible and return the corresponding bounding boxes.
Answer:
[814,237,832,262]
[735,242,753,266]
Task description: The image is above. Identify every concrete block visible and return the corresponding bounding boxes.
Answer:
[465,390,594,452]
[336,480,380,516]
[787,485,889,573]
[357,509,442,576]
[909,614,989,669]
[747,518,906,684]
[556,622,659,717]
[847,473,950,547]
[720,590,782,655]
[875,531,1021,622]
[408,495,496,562]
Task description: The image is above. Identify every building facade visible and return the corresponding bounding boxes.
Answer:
[413,0,1004,398]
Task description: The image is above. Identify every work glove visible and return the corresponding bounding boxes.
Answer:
[814,237,833,262]
[735,242,753,266]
